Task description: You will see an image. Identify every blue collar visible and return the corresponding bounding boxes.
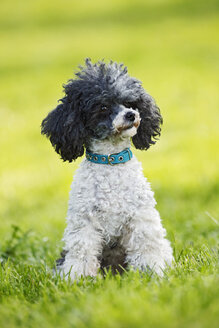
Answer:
[86,148,133,165]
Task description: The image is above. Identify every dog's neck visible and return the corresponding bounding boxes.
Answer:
[87,137,131,155]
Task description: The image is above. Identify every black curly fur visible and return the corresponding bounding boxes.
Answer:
[131,95,163,150]
[41,58,162,162]
[41,99,86,162]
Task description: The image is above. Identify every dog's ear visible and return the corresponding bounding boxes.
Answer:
[132,92,162,150]
[41,97,86,162]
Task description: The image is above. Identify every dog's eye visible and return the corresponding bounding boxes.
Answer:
[101,105,108,111]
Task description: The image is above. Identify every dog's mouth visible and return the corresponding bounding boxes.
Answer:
[116,119,141,133]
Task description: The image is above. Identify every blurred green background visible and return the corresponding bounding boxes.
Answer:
[0,0,219,327]
[0,0,218,245]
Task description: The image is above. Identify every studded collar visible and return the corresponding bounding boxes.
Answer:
[86,148,133,165]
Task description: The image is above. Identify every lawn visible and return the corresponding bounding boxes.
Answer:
[0,0,219,327]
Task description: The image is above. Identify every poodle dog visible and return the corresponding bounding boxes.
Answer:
[41,59,173,279]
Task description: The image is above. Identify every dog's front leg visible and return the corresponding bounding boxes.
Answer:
[57,223,103,281]
[123,209,173,276]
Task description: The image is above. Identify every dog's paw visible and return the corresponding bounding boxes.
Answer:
[127,249,173,277]
[129,260,165,277]
[55,257,100,281]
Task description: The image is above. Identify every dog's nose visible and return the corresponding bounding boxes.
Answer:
[125,112,135,122]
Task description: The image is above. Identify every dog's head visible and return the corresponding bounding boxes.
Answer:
[41,59,162,162]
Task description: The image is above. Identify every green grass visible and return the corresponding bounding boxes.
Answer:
[0,0,219,327]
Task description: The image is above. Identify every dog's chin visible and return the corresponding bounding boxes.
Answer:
[115,121,140,138]
[119,125,138,138]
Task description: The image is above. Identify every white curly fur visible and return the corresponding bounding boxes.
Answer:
[41,60,173,280]
[58,127,173,280]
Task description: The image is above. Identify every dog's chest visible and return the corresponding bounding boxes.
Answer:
[68,157,155,237]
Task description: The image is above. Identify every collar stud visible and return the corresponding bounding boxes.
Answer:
[86,148,133,165]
